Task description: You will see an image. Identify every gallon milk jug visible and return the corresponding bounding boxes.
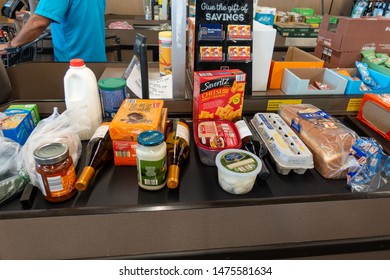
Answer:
[64,59,102,140]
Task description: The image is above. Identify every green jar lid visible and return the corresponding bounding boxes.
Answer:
[98,78,126,90]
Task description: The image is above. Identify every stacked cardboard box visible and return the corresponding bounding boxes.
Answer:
[315,15,390,68]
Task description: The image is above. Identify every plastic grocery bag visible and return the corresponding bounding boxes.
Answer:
[0,137,28,206]
[0,134,20,180]
[347,137,390,192]
[18,107,86,188]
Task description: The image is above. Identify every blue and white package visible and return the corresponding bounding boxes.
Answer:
[199,23,224,40]
[356,61,383,90]
[348,137,390,192]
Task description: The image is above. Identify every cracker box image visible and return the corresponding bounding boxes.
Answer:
[193,69,246,121]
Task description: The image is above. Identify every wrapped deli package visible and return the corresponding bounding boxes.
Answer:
[278,104,357,179]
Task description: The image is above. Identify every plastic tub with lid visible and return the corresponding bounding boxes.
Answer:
[215,149,262,195]
[194,119,241,166]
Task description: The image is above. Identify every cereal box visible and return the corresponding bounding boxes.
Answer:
[193,69,246,121]
[109,99,165,166]
[0,104,40,145]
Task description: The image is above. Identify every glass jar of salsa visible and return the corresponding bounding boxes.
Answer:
[33,142,77,202]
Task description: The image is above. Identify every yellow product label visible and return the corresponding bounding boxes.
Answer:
[347,98,363,112]
[267,99,302,111]
[273,133,287,149]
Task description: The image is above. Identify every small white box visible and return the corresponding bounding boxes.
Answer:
[252,21,276,91]
[281,68,348,95]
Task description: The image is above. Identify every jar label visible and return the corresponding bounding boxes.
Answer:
[37,165,76,197]
[220,152,258,173]
[138,157,167,187]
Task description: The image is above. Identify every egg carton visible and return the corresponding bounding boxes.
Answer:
[251,113,314,175]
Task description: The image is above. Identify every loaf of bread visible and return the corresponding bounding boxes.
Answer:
[278,104,357,179]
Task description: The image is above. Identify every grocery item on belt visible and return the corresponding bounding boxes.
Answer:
[109,99,165,166]
[357,94,390,141]
[347,137,390,192]
[215,149,262,195]
[194,119,241,166]
[278,104,357,179]
[251,113,314,175]
[0,104,40,145]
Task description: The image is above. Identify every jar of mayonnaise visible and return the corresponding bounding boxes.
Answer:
[136,130,167,191]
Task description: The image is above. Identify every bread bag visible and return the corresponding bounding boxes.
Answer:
[278,104,357,179]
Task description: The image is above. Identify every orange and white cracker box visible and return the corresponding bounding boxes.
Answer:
[193,69,246,121]
[109,99,165,166]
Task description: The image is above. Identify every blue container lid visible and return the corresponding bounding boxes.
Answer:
[137,130,165,146]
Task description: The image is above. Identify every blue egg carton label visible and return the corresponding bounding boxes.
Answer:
[199,23,224,40]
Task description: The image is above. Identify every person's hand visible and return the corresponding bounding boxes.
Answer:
[0,43,9,55]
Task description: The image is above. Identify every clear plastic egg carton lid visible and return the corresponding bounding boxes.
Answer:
[251,113,314,175]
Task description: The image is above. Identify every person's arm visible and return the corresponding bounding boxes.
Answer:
[0,14,50,54]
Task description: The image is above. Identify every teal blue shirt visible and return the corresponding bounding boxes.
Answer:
[35,0,107,62]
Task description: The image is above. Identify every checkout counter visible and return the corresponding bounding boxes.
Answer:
[1,61,390,260]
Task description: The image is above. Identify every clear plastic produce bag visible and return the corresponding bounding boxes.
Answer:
[347,137,390,192]
[18,107,87,188]
[0,136,28,206]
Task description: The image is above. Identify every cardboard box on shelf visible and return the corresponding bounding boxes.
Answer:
[315,15,390,68]
[268,47,324,89]
[314,44,362,68]
[281,68,348,95]
[291,8,315,17]
[273,22,319,38]
[317,15,390,53]
[333,68,390,95]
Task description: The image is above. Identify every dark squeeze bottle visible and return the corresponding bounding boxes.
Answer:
[233,117,270,180]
